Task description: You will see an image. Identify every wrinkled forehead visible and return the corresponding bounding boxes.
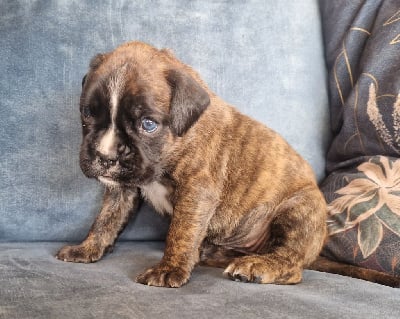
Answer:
[82,63,171,114]
[81,63,133,105]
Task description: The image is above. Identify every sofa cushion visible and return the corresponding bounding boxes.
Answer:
[320,0,400,275]
[0,0,329,242]
[1,242,400,319]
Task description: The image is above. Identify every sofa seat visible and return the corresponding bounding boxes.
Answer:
[1,242,399,319]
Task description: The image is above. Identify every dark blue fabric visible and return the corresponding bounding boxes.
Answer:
[320,0,400,275]
[320,0,400,172]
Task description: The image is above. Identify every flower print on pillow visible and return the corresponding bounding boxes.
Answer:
[328,156,400,258]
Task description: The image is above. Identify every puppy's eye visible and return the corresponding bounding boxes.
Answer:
[82,106,92,118]
[141,118,158,133]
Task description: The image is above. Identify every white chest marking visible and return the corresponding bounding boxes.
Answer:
[140,182,173,215]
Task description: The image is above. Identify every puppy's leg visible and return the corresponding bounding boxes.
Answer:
[224,187,326,284]
[136,187,217,288]
[56,187,140,263]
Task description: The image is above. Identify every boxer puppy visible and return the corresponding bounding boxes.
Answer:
[56,41,400,288]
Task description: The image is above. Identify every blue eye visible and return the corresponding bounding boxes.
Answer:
[141,118,158,133]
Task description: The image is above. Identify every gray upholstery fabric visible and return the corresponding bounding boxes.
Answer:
[0,0,329,242]
[1,242,400,319]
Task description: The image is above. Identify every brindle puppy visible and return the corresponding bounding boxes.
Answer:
[56,41,400,288]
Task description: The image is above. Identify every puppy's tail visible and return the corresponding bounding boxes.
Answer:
[308,256,400,288]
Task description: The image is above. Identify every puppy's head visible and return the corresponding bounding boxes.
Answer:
[79,42,210,187]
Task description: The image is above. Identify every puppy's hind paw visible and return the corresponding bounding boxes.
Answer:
[224,256,302,285]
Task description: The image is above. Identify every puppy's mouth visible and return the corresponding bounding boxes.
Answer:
[81,158,123,186]
[96,165,138,187]
[96,165,127,186]
[80,153,149,187]
[98,175,120,187]
[100,172,113,178]
[98,172,115,181]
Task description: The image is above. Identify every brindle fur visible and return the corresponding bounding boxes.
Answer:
[56,41,400,288]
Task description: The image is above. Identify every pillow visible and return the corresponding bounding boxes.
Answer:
[320,0,400,275]
[322,156,400,274]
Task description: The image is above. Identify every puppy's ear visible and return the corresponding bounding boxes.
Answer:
[82,53,108,89]
[89,53,107,70]
[166,69,210,136]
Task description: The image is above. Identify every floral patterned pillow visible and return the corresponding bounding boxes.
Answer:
[322,156,400,274]
[320,1,400,275]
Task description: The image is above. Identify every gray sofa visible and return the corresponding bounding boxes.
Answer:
[1,1,399,318]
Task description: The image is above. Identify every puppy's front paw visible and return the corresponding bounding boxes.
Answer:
[136,264,190,288]
[55,243,104,263]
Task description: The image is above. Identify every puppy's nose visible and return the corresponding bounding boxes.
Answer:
[98,129,127,162]
[97,151,118,169]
